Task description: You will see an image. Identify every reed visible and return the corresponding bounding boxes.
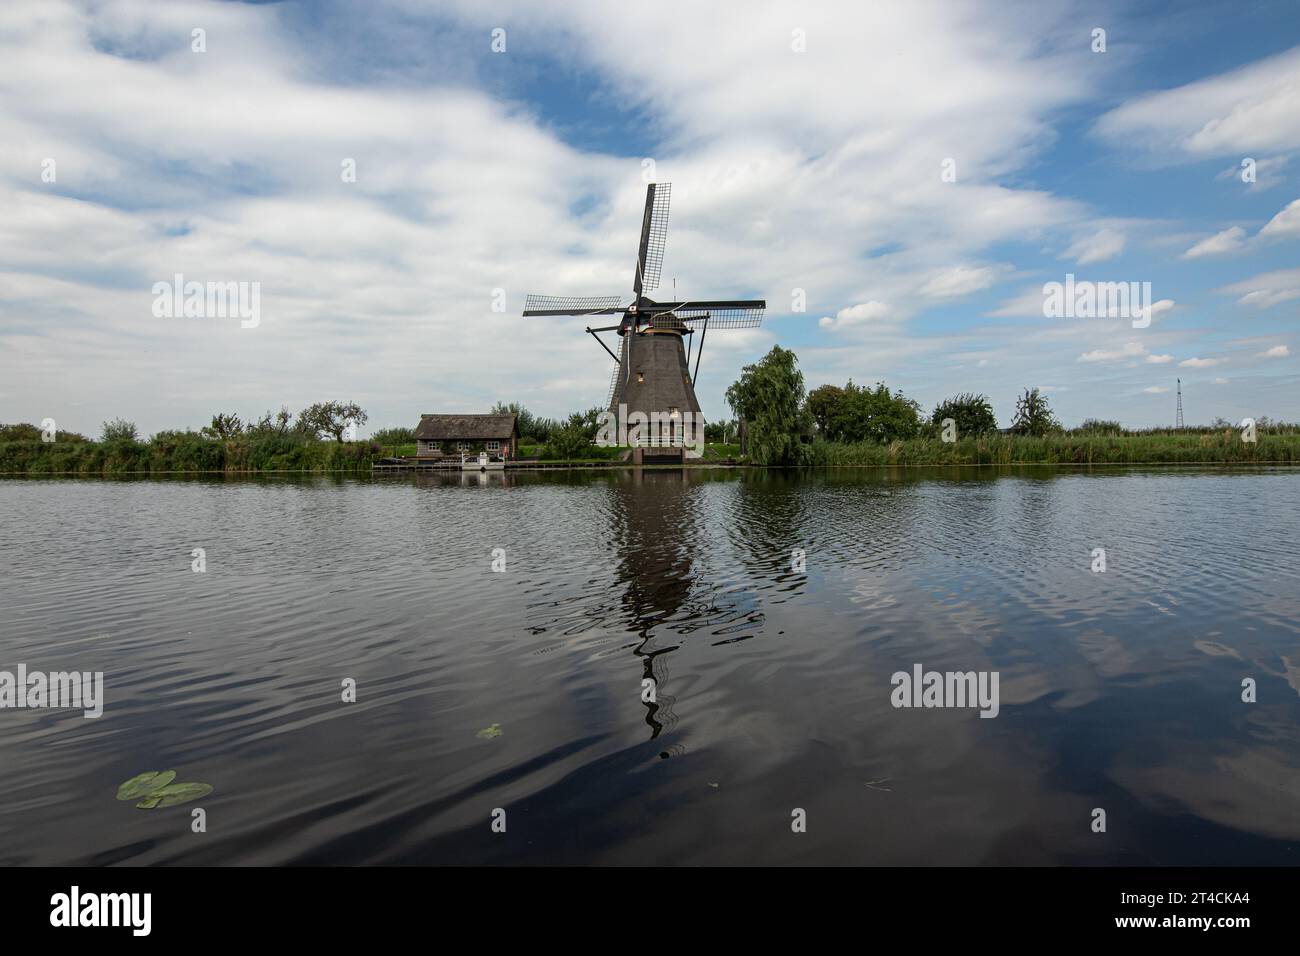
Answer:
[804,431,1300,466]
[0,433,379,476]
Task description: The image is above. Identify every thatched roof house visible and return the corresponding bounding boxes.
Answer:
[414,413,519,457]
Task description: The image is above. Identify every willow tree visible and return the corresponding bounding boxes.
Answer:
[725,346,810,465]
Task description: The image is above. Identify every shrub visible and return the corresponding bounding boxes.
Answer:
[931,393,998,437]
[538,408,603,460]
[1010,388,1061,436]
[247,407,297,436]
[1076,418,1122,435]
[806,385,845,438]
[371,426,416,446]
[0,422,42,442]
[543,425,594,460]
[201,413,244,439]
[826,381,922,443]
[0,422,89,442]
[704,419,738,443]
[101,418,139,443]
[491,402,546,442]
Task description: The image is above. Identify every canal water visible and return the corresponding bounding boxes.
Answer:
[1,467,1297,864]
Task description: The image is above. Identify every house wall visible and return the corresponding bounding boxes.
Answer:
[417,437,515,456]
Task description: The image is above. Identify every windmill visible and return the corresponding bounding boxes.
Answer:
[523,183,765,459]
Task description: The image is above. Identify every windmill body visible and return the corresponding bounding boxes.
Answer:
[524,183,765,459]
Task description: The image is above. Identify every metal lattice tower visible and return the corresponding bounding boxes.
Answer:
[1176,378,1184,429]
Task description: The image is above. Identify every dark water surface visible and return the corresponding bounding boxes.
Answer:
[2,467,1298,865]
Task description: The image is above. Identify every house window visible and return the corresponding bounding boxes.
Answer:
[457,441,471,451]
[486,440,500,452]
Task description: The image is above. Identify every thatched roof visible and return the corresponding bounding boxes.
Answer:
[414,413,518,440]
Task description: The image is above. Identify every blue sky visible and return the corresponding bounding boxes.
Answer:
[1,0,1297,436]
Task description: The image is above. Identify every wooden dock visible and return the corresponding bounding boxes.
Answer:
[371,457,623,473]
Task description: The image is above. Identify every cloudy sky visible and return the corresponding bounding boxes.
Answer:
[1,0,1297,436]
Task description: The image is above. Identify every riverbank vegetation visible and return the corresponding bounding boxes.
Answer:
[0,400,628,474]
[0,430,380,476]
[805,431,1300,466]
[1,403,377,476]
[725,346,1300,466]
[5,360,1297,475]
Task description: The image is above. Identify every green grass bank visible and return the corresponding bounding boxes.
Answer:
[2,431,1297,476]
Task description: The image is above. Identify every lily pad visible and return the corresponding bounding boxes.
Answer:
[138,782,212,809]
[476,723,503,739]
[116,771,176,801]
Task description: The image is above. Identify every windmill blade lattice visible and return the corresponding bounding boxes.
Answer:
[523,294,625,316]
[647,303,765,330]
[605,335,628,406]
[638,183,671,292]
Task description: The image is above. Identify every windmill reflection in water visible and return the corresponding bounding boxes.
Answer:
[525,470,766,752]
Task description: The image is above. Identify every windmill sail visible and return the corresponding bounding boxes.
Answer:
[633,183,671,294]
[605,334,628,407]
[523,294,624,316]
[647,301,765,330]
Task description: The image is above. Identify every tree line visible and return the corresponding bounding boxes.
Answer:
[723,346,1296,466]
[0,402,369,446]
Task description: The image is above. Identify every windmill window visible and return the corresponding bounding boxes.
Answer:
[636,370,645,383]
[669,407,679,418]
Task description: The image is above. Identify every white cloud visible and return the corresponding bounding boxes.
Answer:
[1095,45,1300,158]
[819,300,891,330]
[1145,353,1173,364]
[1260,344,1290,358]
[1216,155,1291,191]
[918,264,1007,299]
[1183,226,1246,259]
[1148,299,1176,322]
[0,0,1113,432]
[1065,228,1125,264]
[1142,386,1169,394]
[1239,289,1300,307]
[1219,269,1300,309]
[986,287,1049,318]
[1179,357,1222,368]
[1213,377,1230,385]
[992,290,1175,323]
[1259,198,1300,240]
[0,0,1290,435]
[1078,341,1147,363]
